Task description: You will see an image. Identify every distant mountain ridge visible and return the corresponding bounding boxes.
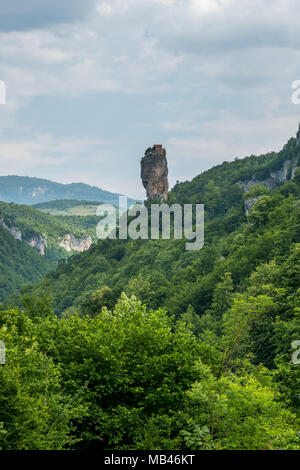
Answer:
[0,175,137,206]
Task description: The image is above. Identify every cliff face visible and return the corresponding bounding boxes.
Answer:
[0,215,47,255]
[0,214,92,256]
[141,145,169,201]
[26,235,47,256]
[238,159,298,192]
[59,234,92,253]
[244,196,263,217]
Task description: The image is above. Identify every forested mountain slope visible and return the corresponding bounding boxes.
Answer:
[2,133,300,450]
[0,175,137,206]
[0,225,55,301]
[42,135,300,317]
[170,135,300,218]
[0,201,101,301]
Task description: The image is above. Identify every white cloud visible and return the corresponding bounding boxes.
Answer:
[1,0,300,193]
[166,113,300,186]
[0,134,111,172]
[1,0,300,105]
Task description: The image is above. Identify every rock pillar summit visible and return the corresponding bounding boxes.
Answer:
[141,145,169,201]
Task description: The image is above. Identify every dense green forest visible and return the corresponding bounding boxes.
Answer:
[1,135,300,450]
[0,201,101,301]
[0,201,99,244]
[0,227,55,301]
[40,136,300,315]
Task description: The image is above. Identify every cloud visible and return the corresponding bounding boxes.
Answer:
[0,0,97,31]
[152,0,300,54]
[166,113,300,186]
[0,133,111,173]
[1,0,299,105]
[0,0,300,195]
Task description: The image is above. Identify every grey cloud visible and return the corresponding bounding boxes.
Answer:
[1,0,300,196]
[0,0,97,31]
[150,2,300,55]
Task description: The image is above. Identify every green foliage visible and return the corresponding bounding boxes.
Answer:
[80,286,121,316]
[210,272,234,318]
[1,294,201,449]
[1,294,298,450]
[293,167,300,186]
[2,134,300,449]
[185,362,299,450]
[33,199,101,210]
[0,199,106,301]
[0,226,55,301]
[0,308,84,449]
[243,185,270,200]
[0,201,99,254]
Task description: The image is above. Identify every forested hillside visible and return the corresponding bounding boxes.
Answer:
[1,135,300,450]
[42,135,300,315]
[0,200,99,250]
[0,201,101,301]
[0,226,55,301]
[33,199,101,216]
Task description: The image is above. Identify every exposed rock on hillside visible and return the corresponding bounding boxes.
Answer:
[0,215,22,241]
[244,196,263,217]
[0,215,47,255]
[25,235,47,256]
[141,145,169,201]
[59,234,92,253]
[0,212,92,256]
[238,159,298,192]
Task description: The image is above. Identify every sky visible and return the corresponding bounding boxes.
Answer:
[0,0,300,200]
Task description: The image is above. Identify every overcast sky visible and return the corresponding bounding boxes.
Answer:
[0,0,300,199]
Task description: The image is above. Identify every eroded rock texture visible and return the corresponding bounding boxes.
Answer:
[244,196,263,217]
[141,145,169,201]
[59,234,92,253]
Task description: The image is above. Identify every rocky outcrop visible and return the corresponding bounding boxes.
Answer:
[141,145,169,201]
[244,196,263,217]
[59,234,92,253]
[270,160,291,183]
[25,235,47,256]
[0,216,22,241]
[0,215,47,255]
[238,159,298,192]
[292,166,299,179]
[0,213,92,256]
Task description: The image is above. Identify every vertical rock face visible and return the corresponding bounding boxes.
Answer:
[141,145,169,201]
[25,235,47,256]
[244,196,263,217]
[59,234,93,253]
